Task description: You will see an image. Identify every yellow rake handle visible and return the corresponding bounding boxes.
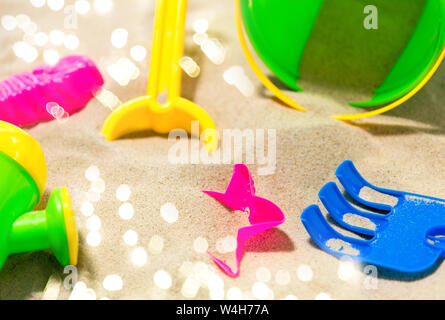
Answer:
[148,0,186,101]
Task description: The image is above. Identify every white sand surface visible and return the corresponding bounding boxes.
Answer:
[0,0,444,299]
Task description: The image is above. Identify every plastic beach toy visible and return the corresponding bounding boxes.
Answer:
[236,0,445,119]
[102,0,218,152]
[0,121,78,269]
[301,160,445,273]
[0,55,103,127]
[203,164,285,277]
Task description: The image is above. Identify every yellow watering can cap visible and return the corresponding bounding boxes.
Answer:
[0,121,46,196]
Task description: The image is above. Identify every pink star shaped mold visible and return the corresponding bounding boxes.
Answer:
[203,164,285,277]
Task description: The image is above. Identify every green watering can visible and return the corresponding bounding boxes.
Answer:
[0,121,78,269]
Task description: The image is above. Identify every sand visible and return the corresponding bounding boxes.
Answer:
[0,0,444,300]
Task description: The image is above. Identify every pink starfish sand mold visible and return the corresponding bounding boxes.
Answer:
[0,55,104,127]
[203,164,286,277]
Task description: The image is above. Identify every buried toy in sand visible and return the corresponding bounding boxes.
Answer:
[301,160,445,274]
[0,121,78,269]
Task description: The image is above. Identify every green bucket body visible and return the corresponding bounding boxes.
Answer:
[241,0,445,107]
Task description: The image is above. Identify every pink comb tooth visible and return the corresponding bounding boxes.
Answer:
[35,72,73,111]
[0,94,16,125]
[37,63,82,111]
[9,75,41,124]
[0,83,18,125]
[18,73,52,121]
[202,164,286,277]
[1,79,36,125]
[0,55,104,127]
[38,84,72,115]
[0,81,9,100]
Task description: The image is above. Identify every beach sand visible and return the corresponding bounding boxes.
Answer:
[0,0,444,299]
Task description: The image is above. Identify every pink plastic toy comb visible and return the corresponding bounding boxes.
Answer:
[0,55,103,127]
[203,164,285,277]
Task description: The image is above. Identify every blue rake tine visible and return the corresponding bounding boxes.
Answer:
[319,182,388,237]
[301,205,371,259]
[335,160,402,212]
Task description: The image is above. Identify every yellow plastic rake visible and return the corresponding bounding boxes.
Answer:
[101,0,218,152]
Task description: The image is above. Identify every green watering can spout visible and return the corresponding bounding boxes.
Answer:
[8,188,78,267]
[0,121,78,270]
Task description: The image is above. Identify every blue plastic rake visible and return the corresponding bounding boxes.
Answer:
[301,160,445,273]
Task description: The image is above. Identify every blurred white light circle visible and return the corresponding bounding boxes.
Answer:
[64,34,79,50]
[75,0,91,14]
[130,45,147,62]
[34,32,49,47]
[103,275,123,291]
[111,28,128,48]
[118,202,134,220]
[81,201,94,217]
[131,247,148,266]
[1,15,17,31]
[16,14,31,29]
[30,0,46,8]
[123,230,138,246]
[116,184,131,201]
[86,231,101,246]
[154,270,172,290]
[48,0,65,11]
[86,215,101,231]
[160,202,178,223]
[49,29,65,46]
[297,264,313,282]
[193,19,209,34]
[94,0,113,14]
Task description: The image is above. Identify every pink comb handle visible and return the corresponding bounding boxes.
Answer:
[0,55,104,127]
[203,164,285,277]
